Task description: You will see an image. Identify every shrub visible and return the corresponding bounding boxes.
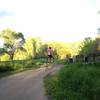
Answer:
[0,62,14,72]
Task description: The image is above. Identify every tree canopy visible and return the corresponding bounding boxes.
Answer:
[0,29,25,60]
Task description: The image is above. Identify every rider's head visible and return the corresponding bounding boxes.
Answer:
[49,47,51,49]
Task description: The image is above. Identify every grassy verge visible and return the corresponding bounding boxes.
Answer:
[44,62,100,100]
[0,58,46,78]
[0,66,39,78]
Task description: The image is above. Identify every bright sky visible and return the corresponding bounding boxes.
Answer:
[0,0,100,44]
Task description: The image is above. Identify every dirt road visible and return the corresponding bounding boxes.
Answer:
[0,64,63,100]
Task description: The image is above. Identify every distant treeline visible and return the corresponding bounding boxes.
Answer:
[0,29,100,62]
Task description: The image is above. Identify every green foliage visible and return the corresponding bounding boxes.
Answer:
[23,37,42,59]
[33,37,42,58]
[44,41,81,59]
[80,37,100,55]
[44,63,100,100]
[0,47,5,55]
[0,29,25,60]
[0,28,82,61]
[35,44,48,58]
[44,74,61,100]
[94,37,100,51]
[0,58,46,73]
[0,61,14,72]
[79,38,92,55]
[0,54,10,61]
[14,48,27,60]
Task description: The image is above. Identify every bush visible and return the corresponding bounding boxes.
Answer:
[44,63,100,100]
[0,62,14,72]
[0,59,45,73]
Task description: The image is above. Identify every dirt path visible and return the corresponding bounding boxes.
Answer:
[0,64,63,100]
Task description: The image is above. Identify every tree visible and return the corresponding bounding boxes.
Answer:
[24,37,42,59]
[80,36,100,55]
[79,37,94,55]
[36,44,48,58]
[32,37,42,58]
[24,37,34,59]
[0,29,25,60]
[0,47,5,61]
[0,47,5,55]
[94,37,100,52]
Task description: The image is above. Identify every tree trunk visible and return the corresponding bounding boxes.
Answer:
[9,53,14,61]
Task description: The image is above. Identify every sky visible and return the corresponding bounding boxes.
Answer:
[0,0,100,44]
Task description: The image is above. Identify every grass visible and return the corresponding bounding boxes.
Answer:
[44,62,100,100]
[0,58,46,78]
[0,69,24,78]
